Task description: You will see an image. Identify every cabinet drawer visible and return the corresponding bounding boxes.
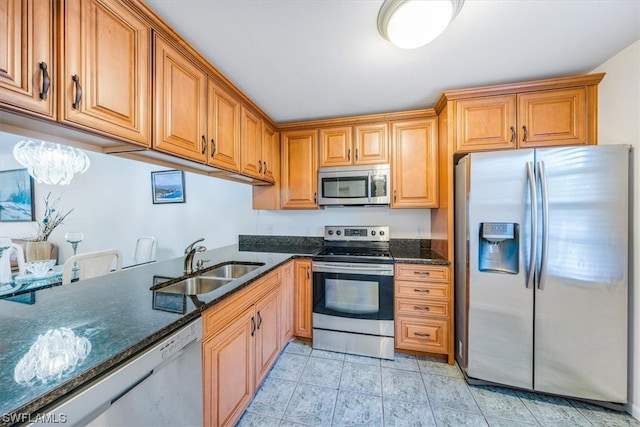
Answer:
[395,298,449,318]
[396,317,448,354]
[396,281,449,300]
[394,264,449,283]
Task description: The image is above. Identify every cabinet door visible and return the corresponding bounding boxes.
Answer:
[261,121,278,183]
[293,259,312,339]
[518,88,588,147]
[0,0,55,118]
[62,0,150,145]
[208,80,240,172]
[279,261,294,345]
[354,122,389,165]
[153,34,207,161]
[240,106,263,179]
[319,126,352,167]
[391,118,438,208]
[255,287,281,386]
[203,307,255,427]
[455,95,517,153]
[281,130,318,209]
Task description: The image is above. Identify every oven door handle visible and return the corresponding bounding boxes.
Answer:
[312,263,394,275]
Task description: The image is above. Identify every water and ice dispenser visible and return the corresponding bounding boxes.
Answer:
[478,222,519,274]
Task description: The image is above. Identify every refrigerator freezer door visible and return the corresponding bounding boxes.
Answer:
[534,145,628,403]
[466,149,535,389]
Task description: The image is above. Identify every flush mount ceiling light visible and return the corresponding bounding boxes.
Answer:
[13,140,90,185]
[377,0,465,49]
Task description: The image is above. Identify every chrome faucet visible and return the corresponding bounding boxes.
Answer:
[184,238,207,275]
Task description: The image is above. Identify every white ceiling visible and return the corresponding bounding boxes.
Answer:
[144,0,640,124]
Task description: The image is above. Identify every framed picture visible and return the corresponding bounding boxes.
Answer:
[151,170,185,204]
[0,168,35,222]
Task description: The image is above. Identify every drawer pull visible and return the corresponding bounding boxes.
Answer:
[413,289,430,293]
[414,271,431,276]
[414,332,431,338]
[414,306,430,311]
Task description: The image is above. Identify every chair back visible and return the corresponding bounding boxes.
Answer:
[133,236,157,263]
[62,249,123,285]
[1,244,25,282]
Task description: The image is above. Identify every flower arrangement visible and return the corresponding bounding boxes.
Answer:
[34,193,74,242]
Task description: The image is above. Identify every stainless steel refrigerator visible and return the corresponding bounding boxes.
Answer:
[455,144,630,405]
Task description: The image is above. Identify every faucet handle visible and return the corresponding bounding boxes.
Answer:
[196,259,210,271]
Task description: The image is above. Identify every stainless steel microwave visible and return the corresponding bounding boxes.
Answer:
[317,164,391,206]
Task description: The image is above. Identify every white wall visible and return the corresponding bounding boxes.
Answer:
[592,39,640,418]
[1,130,432,266]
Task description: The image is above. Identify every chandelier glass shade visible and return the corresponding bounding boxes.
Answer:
[377,0,465,49]
[13,140,90,185]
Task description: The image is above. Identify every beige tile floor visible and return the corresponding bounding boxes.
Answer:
[237,340,639,427]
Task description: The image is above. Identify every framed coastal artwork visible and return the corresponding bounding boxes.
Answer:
[0,168,35,222]
[151,170,185,204]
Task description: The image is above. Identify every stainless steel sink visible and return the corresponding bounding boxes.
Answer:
[199,262,264,279]
[157,277,232,295]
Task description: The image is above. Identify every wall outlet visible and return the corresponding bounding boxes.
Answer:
[417,226,424,236]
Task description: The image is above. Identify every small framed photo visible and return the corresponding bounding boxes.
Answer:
[0,168,35,222]
[151,170,185,204]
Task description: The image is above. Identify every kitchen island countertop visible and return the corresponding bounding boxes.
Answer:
[0,244,316,425]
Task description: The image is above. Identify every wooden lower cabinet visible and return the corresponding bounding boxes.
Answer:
[394,263,453,363]
[293,258,312,339]
[202,266,292,427]
[203,307,255,427]
[280,261,294,344]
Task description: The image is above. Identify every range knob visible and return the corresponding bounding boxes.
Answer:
[379,230,385,236]
[336,230,342,236]
[371,230,376,236]
[328,230,334,236]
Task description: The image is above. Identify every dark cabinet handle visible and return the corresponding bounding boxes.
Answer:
[510,126,516,143]
[251,316,256,336]
[257,311,262,329]
[393,190,397,203]
[306,266,310,280]
[414,271,430,276]
[414,306,430,311]
[414,332,431,338]
[258,160,263,173]
[313,192,317,204]
[201,135,206,154]
[522,125,528,142]
[71,75,82,109]
[348,149,351,161]
[39,62,50,100]
[210,139,216,157]
[414,288,430,293]
[263,162,268,174]
[355,148,359,161]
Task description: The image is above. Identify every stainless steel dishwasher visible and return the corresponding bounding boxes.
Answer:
[33,318,203,427]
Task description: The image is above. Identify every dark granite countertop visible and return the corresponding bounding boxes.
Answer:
[0,244,305,425]
[390,239,450,265]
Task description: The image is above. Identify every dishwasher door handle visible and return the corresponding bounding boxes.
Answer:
[110,370,153,405]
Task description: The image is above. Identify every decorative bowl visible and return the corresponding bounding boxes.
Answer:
[24,259,56,277]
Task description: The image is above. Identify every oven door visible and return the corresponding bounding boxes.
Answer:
[312,262,393,321]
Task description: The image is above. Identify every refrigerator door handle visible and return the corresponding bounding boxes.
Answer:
[536,160,549,290]
[526,161,537,289]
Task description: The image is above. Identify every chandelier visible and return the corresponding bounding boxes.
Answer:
[377,0,465,49]
[13,140,90,185]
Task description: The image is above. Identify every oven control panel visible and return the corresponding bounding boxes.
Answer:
[324,226,389,242]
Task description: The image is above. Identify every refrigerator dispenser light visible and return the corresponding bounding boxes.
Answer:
[478,222,519,274]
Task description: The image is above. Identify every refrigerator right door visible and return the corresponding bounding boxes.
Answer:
[534,145,628,403]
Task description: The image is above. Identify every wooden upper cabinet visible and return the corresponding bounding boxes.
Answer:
[319,122,389,167]
[455,95,517,152]
[0,0,55,118]
[319,126,352,167]
[240,106,263,179]
[261,122,278,183]
[449,77,601,153]
[517,87,588,148]
[62,0,150,146]
[391,118,438,208]
[281,129,318,209]
[153,34,207,161]
[207,80,240,172]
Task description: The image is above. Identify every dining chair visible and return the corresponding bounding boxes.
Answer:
[133,236,157,263]
[62,249,123,285]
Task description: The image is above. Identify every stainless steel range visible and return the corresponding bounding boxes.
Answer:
[312,226,394,360]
